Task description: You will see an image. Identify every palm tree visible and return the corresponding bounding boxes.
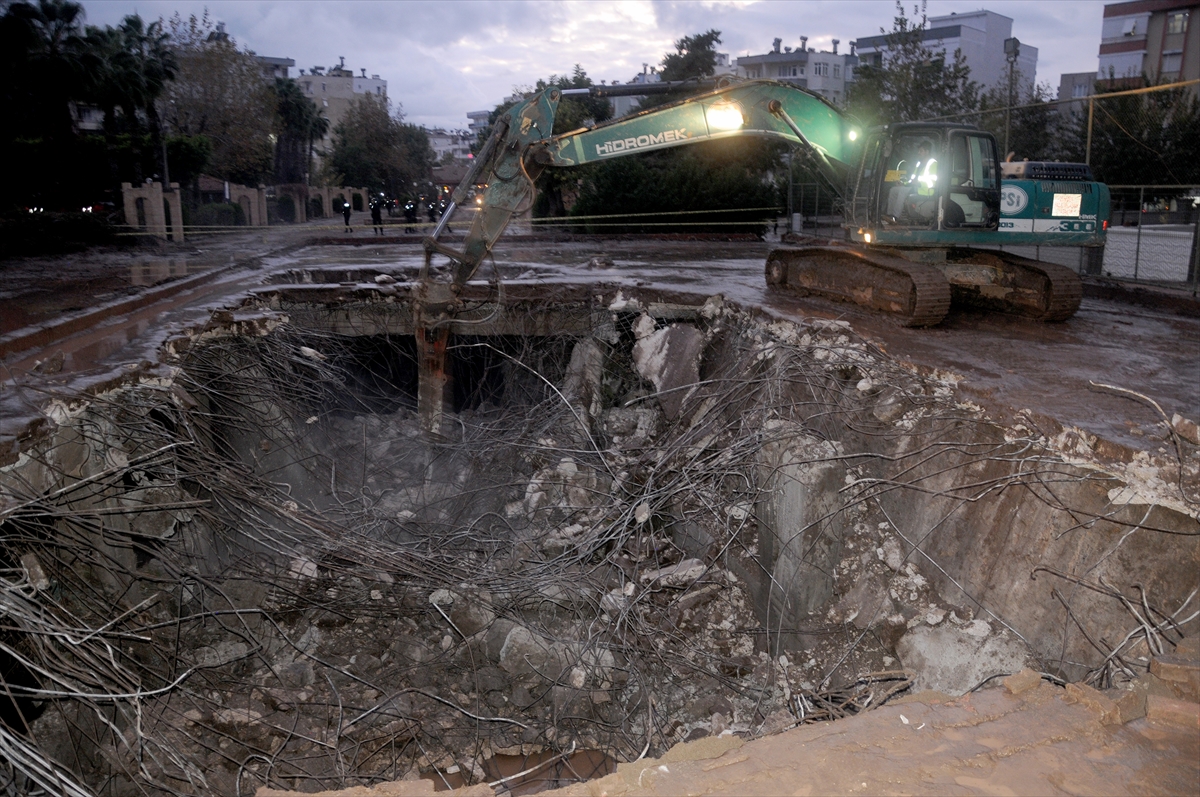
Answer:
[119,15,177,180]
[2,0,92,143]
[273,77,328,184]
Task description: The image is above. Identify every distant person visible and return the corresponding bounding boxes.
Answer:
[371,200,384,235]
[403,200,418,233]
[342,200,353,233]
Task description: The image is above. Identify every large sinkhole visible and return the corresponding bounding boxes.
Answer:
[0,287,1196,796]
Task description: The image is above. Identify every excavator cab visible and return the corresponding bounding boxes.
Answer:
[855,124,1001,233]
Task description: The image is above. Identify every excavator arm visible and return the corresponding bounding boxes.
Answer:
[423,80,862,291]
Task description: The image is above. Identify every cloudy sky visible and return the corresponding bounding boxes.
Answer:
[80,0,1108,130]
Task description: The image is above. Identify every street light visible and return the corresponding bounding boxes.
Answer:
[1004,37,1020,158]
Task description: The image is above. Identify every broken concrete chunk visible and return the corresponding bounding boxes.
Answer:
[1111,684,1147,723]
[881,537,905,572]
[20,553,50,591]
[640,558,706,588]
[834,572,894,630]
[498,625,561,680]
[562,338,606,420]
[1146,693,1200,728]
[1149,653,1200,702]
[632,323,705,419]
[1171,413,1200,445]
[603,406,662,448]
[896,623,1032,696]
[1003,668,1043,695]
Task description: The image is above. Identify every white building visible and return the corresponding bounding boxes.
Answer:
[427,129,475,162]
[735,37,858,105]
[854,9,1038,95]
[466,110,490,139]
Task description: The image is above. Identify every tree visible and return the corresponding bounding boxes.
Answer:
[1070,83,1200,185]
[977,75,1063,162]
[471,66,612,217]
[81,14,176,186]
[847,1,978,125]
[569,33,782,232]
[273,77,328,184]
[660,29,723,81]
[159,11,277,186]
[570,137,781,234]
[638,29,724,111]
[328,94,433,197]
[1,0,92,145]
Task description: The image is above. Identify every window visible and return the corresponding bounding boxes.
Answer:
[1162,51,1183,73]
[1072,82,1089,98]
[833,64,841,78]
[779,65,799,77]
[1167,11,1188,34]
[813,62,828,77]
[303,82,311,94]
[1121,18,1138,35]
[798,66,805,76]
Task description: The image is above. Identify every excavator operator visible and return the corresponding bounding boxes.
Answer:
[886,139,938,224]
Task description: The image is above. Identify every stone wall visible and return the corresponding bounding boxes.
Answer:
[121,181,183,241]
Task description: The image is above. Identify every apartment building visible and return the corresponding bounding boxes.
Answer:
[854,9,1038,94]
[1097,0,1199,85]
[736,37,858,105]
[297,57,388,165]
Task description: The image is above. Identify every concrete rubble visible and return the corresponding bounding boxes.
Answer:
[0,281,1196,795]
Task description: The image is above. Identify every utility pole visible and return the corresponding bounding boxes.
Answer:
[1004,37,1020,158]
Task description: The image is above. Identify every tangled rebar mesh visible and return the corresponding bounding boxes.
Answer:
[0,292,1196,795]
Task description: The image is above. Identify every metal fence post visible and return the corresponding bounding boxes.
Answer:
[1085,97,1094,167]
[815,184,821,233]
[1134,186,1144,281]
[1190,200,1200,295]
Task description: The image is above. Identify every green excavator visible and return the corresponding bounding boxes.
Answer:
[420,79,1108,327]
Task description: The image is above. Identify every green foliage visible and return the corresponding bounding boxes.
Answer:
[187,201,244,227]
[531,67,612,217]
[328,95,433,196]
[570,138,780,234]
[165,134,211,187]
[273,77,328,184]
[660,29,723,81]
[977,78,1061,161]
[639,29,724,111]
[847,2,978,125]
[1078,85,1200,185]
[160,11,277,185]
[1,0,92,148]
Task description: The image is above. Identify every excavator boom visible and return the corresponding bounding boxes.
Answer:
[425,80,860,290]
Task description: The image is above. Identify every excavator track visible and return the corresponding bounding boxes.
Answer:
[938,249,1083,321]
[765,245,953,327]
